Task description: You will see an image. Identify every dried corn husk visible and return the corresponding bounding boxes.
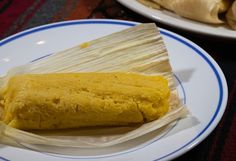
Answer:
[0,23,188,151]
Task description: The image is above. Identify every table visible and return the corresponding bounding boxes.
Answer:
[0,0,235,160]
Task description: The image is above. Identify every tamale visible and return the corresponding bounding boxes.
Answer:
[147,0,232,23]
[0,23,188,148]
[0,73,170,130]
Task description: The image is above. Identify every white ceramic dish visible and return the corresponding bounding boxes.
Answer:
[0,19,228,161]
[117,0,236,39]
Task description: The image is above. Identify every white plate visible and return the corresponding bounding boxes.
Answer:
[117,0,236,39]
[0,19,228,161]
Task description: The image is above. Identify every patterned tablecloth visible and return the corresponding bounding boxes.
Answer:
[0,0,236,161]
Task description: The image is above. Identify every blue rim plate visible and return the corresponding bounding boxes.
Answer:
[0,19,228,161]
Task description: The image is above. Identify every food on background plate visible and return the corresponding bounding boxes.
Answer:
[0,73,170,130]
[0,23,187,148]
[226,0,236,29]
[137,0,236,30]
[137,0,161,9]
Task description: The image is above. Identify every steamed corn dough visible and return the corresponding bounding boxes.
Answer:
[0,73,170,130]
[151,0,231,23]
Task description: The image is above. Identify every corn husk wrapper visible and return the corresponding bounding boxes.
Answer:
[0,23,188,150]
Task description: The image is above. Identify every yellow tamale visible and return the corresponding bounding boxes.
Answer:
[0,72,170,130]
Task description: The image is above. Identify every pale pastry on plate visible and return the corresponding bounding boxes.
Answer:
[138,0,235,30]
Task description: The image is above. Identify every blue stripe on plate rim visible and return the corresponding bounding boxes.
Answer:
[0,19,226,161]
[0,156,10,161]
